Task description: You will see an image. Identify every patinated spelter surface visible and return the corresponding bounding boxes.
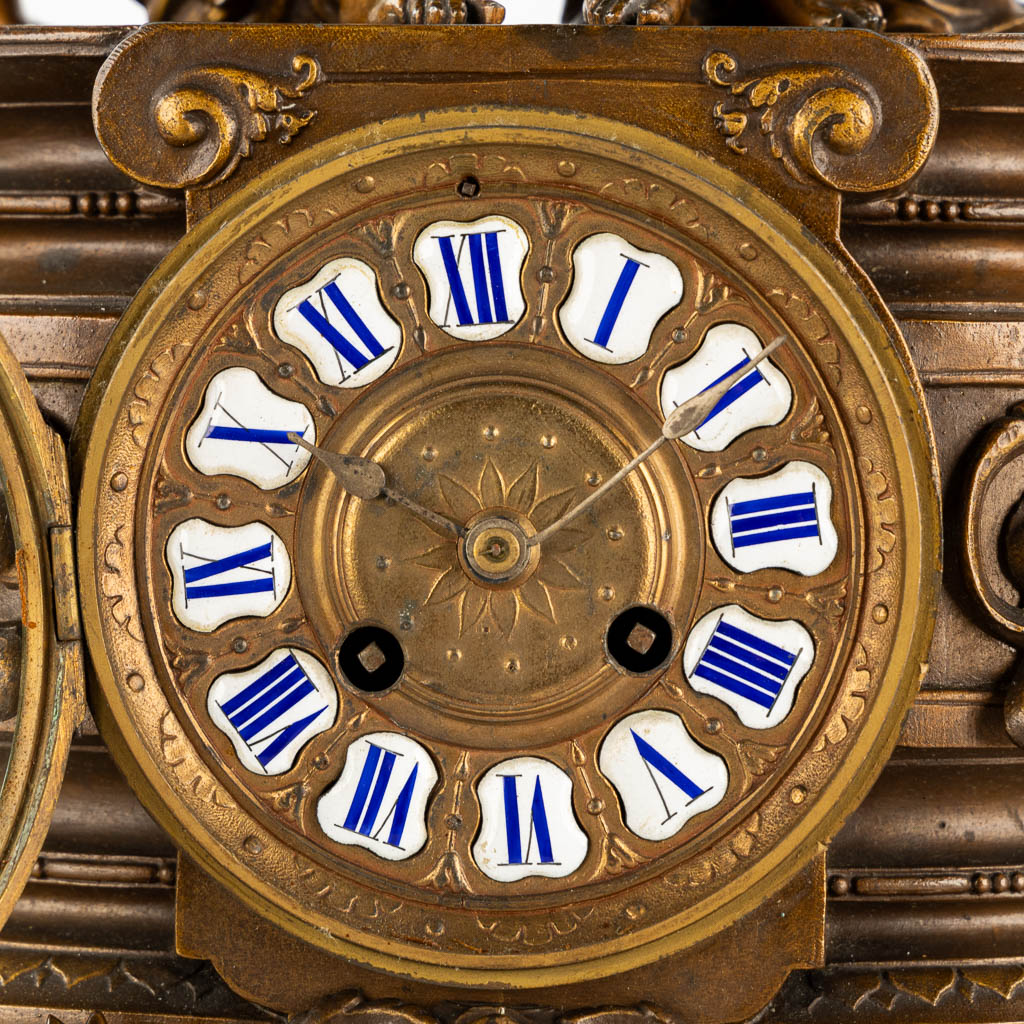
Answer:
[0,11,1023,1024]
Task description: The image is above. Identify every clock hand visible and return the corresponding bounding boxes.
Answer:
[287,434,465,539]
[527,335,786,549]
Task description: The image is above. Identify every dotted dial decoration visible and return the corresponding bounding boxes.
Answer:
[77,109,939,988]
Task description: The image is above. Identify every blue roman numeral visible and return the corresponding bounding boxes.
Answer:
[435,231,510,328]
[631,730,707,823]
[693,618,800,715]
[181,541,277,604]
[500,774,555,866]
[294,279,390,378]
[218,653,328,770]
[727,486,821,552]
[689,353,765,437]
[588,255,644,350]
[340,742,419,849]
[200,393,307,472]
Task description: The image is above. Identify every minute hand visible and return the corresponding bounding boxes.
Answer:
[526,335,786,549]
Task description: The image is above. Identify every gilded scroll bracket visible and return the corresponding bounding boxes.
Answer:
[703,48,935,193]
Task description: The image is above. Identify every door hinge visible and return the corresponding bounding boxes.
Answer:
[48,524,81,643]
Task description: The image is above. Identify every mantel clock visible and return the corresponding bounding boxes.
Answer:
[66,23,941,1019]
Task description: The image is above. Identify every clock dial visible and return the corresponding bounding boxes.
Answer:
[78,110,938,987]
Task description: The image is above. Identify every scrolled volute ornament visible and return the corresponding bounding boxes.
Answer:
[703,48,935,192]
[95,33,321,190]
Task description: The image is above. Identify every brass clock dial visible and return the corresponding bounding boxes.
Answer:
[76,108,939,987]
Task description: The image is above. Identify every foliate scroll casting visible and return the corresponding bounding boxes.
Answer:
[703,50,934,193]
[97,53,322,190]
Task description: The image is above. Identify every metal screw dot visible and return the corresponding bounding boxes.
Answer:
[856,405,872,423]
[392,282,410,300]
[706,718,721,734]
[752,447,768,462]
[186,288,207,311]
[242,836,263,856]
[446,648,462,662]
[506,658,520,673]
[671,328,687,343]
[233,637,248,653]
[422,446,437,462]
[560,635,577,651]
[313,754,329,770]
[587,797,605,814]
[126,673,144,693]
[599,586,614,602]
[355,175,375,194]
[831,876,850,896]
[457,176,481,198]
[216,494,231,510]
[790,786,807,804]
[278,362,294,378]
[587,471,601,487]
[483,425,499,441]
[538,266,554,283]
[110,472,128,492]
[767,586,784,603]
[873,604,889,623]
[541,434,557,449]
[376,555,391,571]
[607,526,624,542]
[557,160,576,177]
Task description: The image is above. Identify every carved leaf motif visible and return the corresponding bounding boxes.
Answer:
[600,832,645,874]
[814,642,870,751]
[476,907,594,945]
[293,991,440,1024]
[490,589,518,636]
[962,965,1024,999]
[424,567,465,607]
[164,641,212,693]
[415,546,457,572]
[806,577,847,623]
[859,455,899,573]
[507,464,540,511]
[790,397,832,448]
[545,526,587,556]
[531,488,575,528]
[539,557,583,591]
[480,460,505,509]
[0,953,47,987]
[737,739,786,779]
[459,588,488,634]
[519,577,556,622]
[890,968,958,1005]
[819,970,886,1011]
[560,1005,676,1024]
[416,851,470,894]
[439,475,483,524]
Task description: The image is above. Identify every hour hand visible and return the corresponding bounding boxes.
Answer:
[288,434,464,539]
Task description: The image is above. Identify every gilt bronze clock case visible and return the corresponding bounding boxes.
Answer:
[74,24,940,1017]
